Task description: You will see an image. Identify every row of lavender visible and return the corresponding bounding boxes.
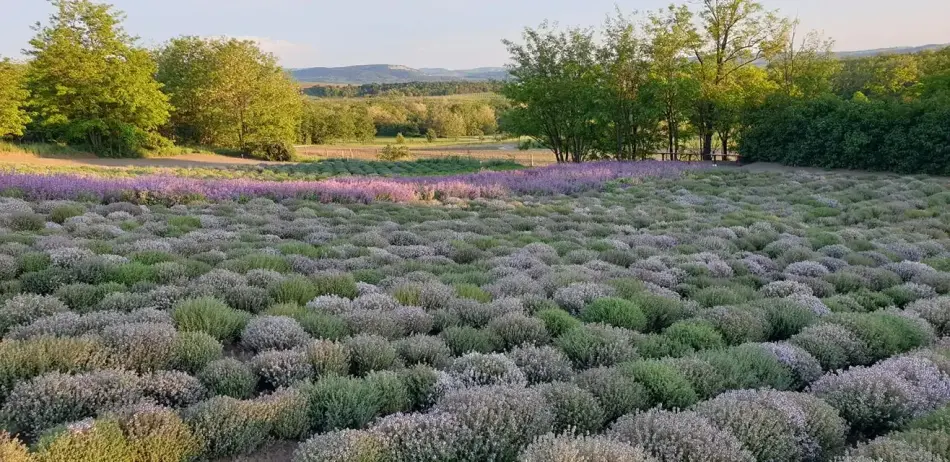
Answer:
[0,161,703,204]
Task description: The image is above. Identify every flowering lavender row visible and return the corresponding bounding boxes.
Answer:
[0,161,704,204]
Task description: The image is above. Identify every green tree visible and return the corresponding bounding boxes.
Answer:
[711,64,775,157]
[645,5,701,158]
[691,0,788,160]
[425,128,437,142]
[768,22,838,98]
[0,59,31,138]
[834,54,922,101]
[156,37,302,153]
[597,9,660,159]
[154,37,217,145]
[502,23,603,163]
[469,105,498,135]
[427,104,466,139]
[25,0,171,156]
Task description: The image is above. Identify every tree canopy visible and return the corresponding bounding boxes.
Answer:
[500,0,950,166]
[24,0,171,156]
[155,37,302,155]
[0,59,31,138]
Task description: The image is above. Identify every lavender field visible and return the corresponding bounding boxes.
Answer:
[0,164,949,461]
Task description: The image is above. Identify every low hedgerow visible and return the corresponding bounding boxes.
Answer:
[0,293,68,334]
[300,339,350,378]
[344,334,398,376]
[441,352,527,391]
[142,370,207,408]
[101,322,177,372]
[0,335,110,401]
[270,276,320,306]
[627,292,691,331]
[662,319,727,351]
[254,388,311,441]
[694,344,795,394]
[809,355,950,439]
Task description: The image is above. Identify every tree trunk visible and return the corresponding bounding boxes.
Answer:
[667,125,674,157]
[702,131,714,161]
[721,134,728,160]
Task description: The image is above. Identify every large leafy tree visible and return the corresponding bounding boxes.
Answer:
[834,54,922,101]
[690,0,788,160]
[768,22,838,99]
[502,23,604,163]
[156,37,302,151]
[0,59,31,138]
[597,10,660,159]
[645,5,701,158]
[25,0,170,155]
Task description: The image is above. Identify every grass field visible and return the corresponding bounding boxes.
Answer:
[0,161,949,461]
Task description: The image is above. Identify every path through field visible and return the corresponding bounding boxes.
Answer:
[0,150,903,178]
[0,152,283,169]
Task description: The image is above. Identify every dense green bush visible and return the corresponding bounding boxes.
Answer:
[198,358,257,399]
[172,297,251,342]
[555,323,636,369]
[247,140,296,161]
[302,375,383,432]
[620,359,699,409]
[184,396,271,458]
[741,94,950,175]
[581,297,648,331]
[171,331,224,374]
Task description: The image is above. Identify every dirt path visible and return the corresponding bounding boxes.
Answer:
[0,151,915,179]
[0,152,279,169]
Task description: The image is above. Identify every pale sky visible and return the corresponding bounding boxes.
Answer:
[1,0,948,69]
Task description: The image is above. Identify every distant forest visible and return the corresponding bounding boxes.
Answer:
[302,81,505,98]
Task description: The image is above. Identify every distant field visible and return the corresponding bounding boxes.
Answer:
[314,92,503,102]
[297,138,557,166]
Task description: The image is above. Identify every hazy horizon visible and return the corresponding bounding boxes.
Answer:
[2,0,949,69]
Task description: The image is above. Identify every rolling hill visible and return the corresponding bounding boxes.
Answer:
[291,65,508,84]
[290,44,948,85]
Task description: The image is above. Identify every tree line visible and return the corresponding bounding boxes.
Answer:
[302,81,504,98]
[298,96,505,144]
[502,0,950,170]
